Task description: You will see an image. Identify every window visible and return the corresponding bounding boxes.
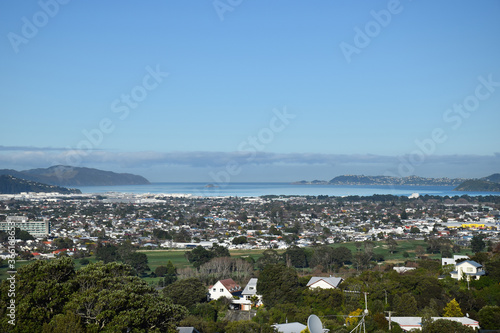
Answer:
[249,287,254,290]
[466,267,473,272]
[213,288,216,292]
[220,289,224,292]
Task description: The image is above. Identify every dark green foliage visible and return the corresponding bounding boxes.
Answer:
[15,228,35,241]
[53,237,74,250]
[94,242,150,275]
[163,277,207,309]
[284,245,308,268]
[79,258,89,266]
[478,305,500,329]
[155,265,168,277]
[257,264,299,308]
[121,252,150,275]
[0,258,187,332]
[0,257,76,332]
[185,245,230,269]
[256,249,283,270]
[95,243,119,263]
[301,288,344,315]
[232,235,248,245]
[422,318,475,333]
[471,235,486,253]
[41,311,85,333]
[152,228,171,240]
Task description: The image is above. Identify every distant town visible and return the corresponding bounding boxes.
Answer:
[1,191,499,254]
[1,190,500,332]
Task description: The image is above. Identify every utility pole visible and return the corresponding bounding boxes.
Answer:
[385,311,396,331]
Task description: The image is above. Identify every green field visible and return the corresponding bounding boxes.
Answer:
[1,240,462,282]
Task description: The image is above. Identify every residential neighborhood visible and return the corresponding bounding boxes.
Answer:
[1,191,499,332]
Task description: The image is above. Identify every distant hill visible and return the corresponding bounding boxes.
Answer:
[293,175,465,186]
[483,173,500,183]
[454,173,500,192]
[0,175,81,194]
[0,166,150,187]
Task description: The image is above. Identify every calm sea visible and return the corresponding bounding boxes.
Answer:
[77,182,500,198]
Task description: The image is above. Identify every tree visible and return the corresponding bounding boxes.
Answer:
[257,264,299,308]
[0,257,76,332]
[256,249,283,270]
[66,261,187,332]
[164,260,178,285]
[443,298,463,317]
[232,235,248,245]
[394,293,417,316]
[53,237,74,250]
[121,252,150,275]
[471,235,486,253]
[155,265,168,277]
[331,246,352,266]
[15,227,35,241]
[284,245,308,268]
[423,319,474,333]
[95,242,119,263]
[185,246,214,269]
[386,237,398,254]
[163,277,207,309]
[478,305,500,330]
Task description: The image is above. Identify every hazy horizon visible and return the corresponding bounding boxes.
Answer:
[1,1,499,182]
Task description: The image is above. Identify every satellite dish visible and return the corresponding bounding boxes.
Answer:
[307,314,323,333]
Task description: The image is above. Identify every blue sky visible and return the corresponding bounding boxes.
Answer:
[1,0,499,182]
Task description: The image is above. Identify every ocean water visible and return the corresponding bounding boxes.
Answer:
[77,182,500,197]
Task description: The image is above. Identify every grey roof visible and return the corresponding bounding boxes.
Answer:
[307,276,343,288]
[178,327,200,333]
[456,260,482,268]
[242,278,259,296]
[273,322,307,333]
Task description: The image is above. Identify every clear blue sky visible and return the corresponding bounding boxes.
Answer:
[1,0,499,182]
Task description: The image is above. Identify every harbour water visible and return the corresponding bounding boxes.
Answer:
[77,182,500,198]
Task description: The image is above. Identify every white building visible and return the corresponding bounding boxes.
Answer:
[450,260,486,281]
[241,278,263,307]
[0,216,50,238]
[208,279,242,301]
[306,276,343,289]
[441,255,469,266]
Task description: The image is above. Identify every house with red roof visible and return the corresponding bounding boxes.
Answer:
[208,278,242,301]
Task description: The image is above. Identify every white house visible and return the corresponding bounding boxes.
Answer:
[306,276,343,289]
[441,255,469,266]
[450,260,486,281]
[240,278,263,308]
[208,278,242,301]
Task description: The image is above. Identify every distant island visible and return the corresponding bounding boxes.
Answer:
[294,173,500,192]
[0,165,150,187]
[293,175,466,186]
[0,175,81,194]
[454,173,500,192]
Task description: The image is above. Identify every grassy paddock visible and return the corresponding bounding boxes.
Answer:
[0,240,464,281]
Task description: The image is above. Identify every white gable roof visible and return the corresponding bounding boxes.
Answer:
[307,276,343,288]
